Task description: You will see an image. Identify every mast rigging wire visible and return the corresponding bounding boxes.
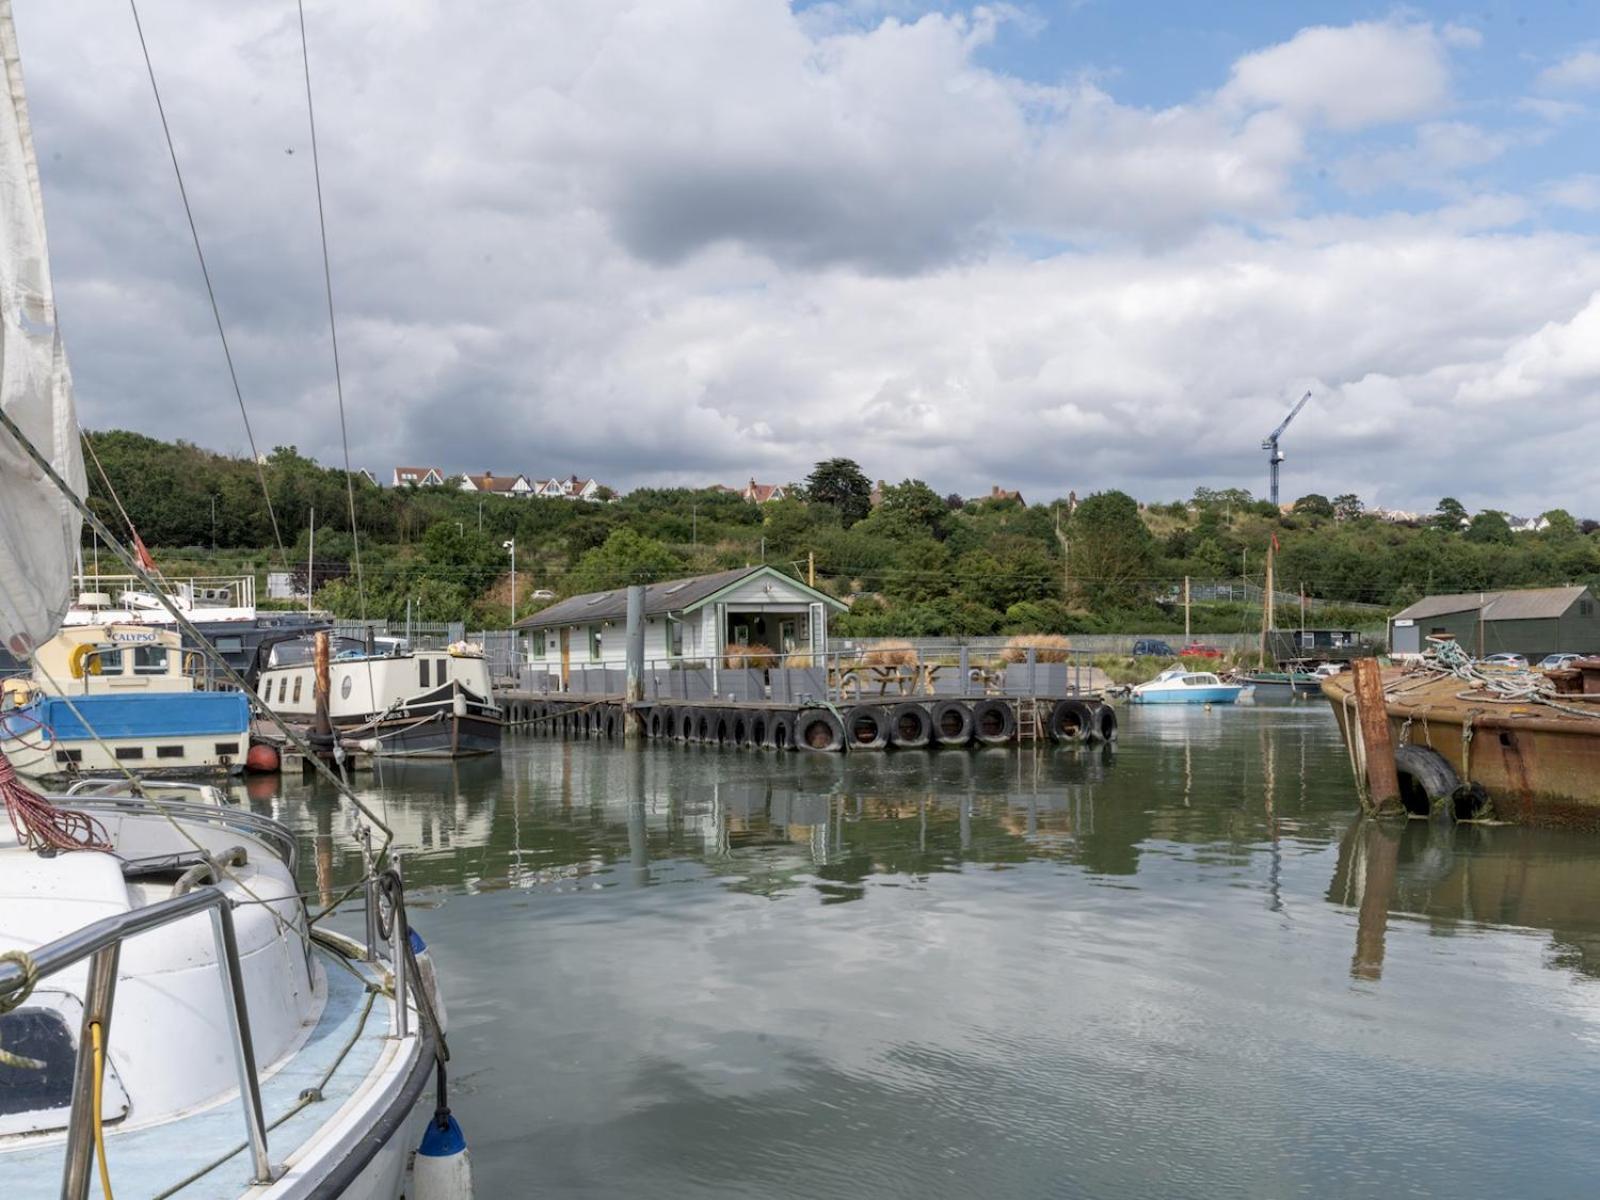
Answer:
[295,0,368,622]
[127,0,288,568]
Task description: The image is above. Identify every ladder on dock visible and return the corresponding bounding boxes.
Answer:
[1017,696,1046,742]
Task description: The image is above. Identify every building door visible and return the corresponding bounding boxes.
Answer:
[1391,620,1420,655]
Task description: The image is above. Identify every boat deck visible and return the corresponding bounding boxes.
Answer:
[3,943,392,1199]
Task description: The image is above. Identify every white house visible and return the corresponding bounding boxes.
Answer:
[741,478,788,503]
[515,565,847,682]
[392,465,444,487]
[459,471,533,497]
[533,474,609,501]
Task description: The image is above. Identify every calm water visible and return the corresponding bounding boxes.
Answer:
[249,704,1600,1198]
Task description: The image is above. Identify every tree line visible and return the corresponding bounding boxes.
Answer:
[85,432,1600,633]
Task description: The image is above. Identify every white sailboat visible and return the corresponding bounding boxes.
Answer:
[0,4,472,1196]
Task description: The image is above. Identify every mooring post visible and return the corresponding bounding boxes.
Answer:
[959,645,970,697]
[624,584,645,741]
[1351,658,1400,813]
[310,629,338,774]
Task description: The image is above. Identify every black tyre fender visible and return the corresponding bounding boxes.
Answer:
[1395,744,1461,817]
[680,707,702,743]
[751,716,767,748]
[889,702,933,749]
[713,709,735,746]
[930,700,974,747]
[1048,699,1094,743]
[1095,703,1118,743]
[972,698,1016,745]
[844,706,889,749]
[796,707,845,753]
[733,715,750,747]
[768,715,793,751]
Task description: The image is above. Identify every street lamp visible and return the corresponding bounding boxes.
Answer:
[503,538,516,625]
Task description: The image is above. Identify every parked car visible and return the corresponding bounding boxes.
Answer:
[1481,652,1529,671]
[1132,639,1175,657]
[1536,652,1587,672]
[530,588,556,600]
[1179,643,1224,659]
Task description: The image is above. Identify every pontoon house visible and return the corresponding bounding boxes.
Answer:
[515,566,847,686]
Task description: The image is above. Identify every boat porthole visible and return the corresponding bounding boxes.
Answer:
[340,676,352,699]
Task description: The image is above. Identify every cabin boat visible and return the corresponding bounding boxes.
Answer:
[0,624,250,782]
[255,636,502,758]
[1236,668,1321,699]
[0,786,454,1197]
[1129,668,1247,705]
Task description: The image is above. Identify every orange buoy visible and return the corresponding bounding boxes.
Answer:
[244,742,281,774]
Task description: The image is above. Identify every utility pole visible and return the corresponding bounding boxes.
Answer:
[1053,505,1071,603]
[504,539,517,625]
[807,550,815,588]
[1184,575,1191,642]
[306,506,315,614]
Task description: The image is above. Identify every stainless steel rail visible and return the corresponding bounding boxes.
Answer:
[0,887,280,1196]
[54,788,299,878]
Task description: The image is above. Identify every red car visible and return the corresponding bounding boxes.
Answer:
[1179,643,1224,659]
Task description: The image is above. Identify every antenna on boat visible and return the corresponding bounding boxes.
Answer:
[1261,390,1312,507]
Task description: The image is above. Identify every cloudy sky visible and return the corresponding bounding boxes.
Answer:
[14,1,1600,513]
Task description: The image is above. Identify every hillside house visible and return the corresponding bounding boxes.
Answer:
[392,465,444,487]
[459,471,533,497]
[741,479,788,503]
[1389,586,1600,659]
[534,475,609,501]
[515,565,847,684]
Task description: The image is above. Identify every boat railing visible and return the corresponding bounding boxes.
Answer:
[55,783,298,878]
[0,886,278,1194]
[1,849,422,1197]
[72,573,257,612]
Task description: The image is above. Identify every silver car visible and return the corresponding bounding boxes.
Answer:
[1538,652,1584,671]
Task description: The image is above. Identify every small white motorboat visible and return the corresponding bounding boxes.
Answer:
[1129,667,1248,705]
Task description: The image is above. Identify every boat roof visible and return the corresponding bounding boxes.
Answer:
[1392,586,1591,622]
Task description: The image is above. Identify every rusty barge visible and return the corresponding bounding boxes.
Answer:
[1323,658,1600,827]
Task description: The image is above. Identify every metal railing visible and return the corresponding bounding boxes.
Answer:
[513,643,1101,703]
[58,785,300,878]
[0,887,277,1195]
[72,573,257,612]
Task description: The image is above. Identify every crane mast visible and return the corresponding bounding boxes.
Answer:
[1261,390,1312,507]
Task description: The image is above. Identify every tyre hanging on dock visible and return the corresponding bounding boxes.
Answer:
[1047,699,1094,743]
[844,706,889,750]
[888,702,932,749]
[971,698,1016,745]
[767,714,793,751]
[680,708,703,743]
[1094,703,1118,743]
[1394,744,1461,818]
[930,700,974,747]
[796,707,845,753]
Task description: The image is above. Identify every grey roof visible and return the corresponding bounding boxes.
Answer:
[1392,586,1591,623]
[515,566,844,630]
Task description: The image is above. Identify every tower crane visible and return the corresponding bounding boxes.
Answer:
[1261,390,1312,507]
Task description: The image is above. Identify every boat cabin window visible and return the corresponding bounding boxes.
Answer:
[91,649,125,675]
[214,635,244,655]
[0,1009,76,1116]
[1183,674,1219,686]
[131,645,169,675]
[292,676,303,704]
[419,658,431,688]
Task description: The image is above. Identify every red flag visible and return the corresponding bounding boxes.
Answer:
[1270,533,1280,552]
[133,533,156,572]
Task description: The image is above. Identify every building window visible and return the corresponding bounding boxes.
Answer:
[530,633,545,661]
[1582,601,1594,617]
[589,626,602,661]
[669,618,684,658]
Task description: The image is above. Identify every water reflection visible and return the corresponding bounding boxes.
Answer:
[233,708,1600,1198]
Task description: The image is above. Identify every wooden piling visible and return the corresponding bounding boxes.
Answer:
[624,584,645,741]
[1351,658,1400,813]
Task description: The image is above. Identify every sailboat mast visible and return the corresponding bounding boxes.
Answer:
[1260,540,1275,667]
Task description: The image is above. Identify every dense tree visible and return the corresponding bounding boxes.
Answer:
[1292,494,1333,518]
[565,528,687,594]
[1433,497,1468,532]
[1066,491,1157,610]
[1465,510,1513,545]
[1332,493,1365,521]
[803,458,872,527]
[877,479,948,538]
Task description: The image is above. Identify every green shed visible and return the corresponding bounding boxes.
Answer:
[1388,586,1600,660]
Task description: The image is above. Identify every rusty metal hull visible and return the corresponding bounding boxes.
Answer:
[1323,670,1600,827]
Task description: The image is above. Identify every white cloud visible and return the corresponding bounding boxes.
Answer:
[1546,176,1600,212]
[8,2,1600,513]
[1538,48,1600,92]
[1218,21,1453,131]
[1336,122,1510,194]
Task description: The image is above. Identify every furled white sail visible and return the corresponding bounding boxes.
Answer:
[0,1,84,660]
